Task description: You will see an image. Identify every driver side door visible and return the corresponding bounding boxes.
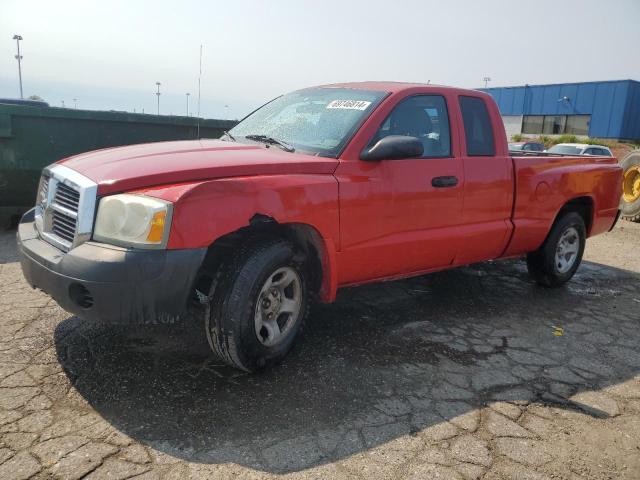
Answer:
[335,94,464,285]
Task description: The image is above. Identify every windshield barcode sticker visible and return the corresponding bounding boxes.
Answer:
[326,100,372,111]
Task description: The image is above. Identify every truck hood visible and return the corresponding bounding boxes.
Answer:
[59,139,339,195]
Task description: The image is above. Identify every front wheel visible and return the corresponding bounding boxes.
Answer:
[202,240,310,372]
[526,212,586,287]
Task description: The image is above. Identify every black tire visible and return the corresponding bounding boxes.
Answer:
[620,151,640,222]
[202,239,309,372]
[526,212,586,287]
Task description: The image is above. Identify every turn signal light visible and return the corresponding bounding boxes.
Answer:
[146,211,167,243]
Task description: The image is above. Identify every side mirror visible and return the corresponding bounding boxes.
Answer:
[360,135,424,161]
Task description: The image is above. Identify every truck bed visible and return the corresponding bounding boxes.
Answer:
[504,154,621,257]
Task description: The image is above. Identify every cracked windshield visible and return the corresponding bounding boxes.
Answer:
[230,88,386,156]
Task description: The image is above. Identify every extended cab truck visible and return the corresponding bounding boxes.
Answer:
[17,82,622,372]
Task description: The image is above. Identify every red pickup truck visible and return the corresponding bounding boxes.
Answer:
[17,82,622,371]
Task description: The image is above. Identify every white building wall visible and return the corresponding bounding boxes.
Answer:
[502,115,523,139]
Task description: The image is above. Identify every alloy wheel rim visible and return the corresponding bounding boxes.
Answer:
[555,226,580,274]
[254,266,302,347]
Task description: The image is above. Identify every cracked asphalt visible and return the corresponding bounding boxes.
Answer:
[0,222,639,480]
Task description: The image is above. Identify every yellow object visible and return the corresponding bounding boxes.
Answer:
[623,165,640,203]
[146,211,167,243]
[552,326,564,336]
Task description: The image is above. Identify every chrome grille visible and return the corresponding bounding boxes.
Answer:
[53,182,80,211]
[38,176,49,208]
[34,165,98,252]
[51,210,77,243]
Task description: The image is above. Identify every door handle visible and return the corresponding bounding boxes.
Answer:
[431,176,458,188]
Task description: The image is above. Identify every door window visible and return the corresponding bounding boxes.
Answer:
[459,96,495,156]
[368,95,451,157]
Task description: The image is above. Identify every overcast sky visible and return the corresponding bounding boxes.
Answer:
[1,0,639,119]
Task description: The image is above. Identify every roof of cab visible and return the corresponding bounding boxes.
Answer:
[313,81,483,96]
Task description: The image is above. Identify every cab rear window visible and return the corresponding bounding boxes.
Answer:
[459,96,495,156]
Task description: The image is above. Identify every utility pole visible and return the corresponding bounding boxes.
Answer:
[186,93,190,116]
[483,76,491,88]
[13,35,24,99]
[73,98,78,109]
[155,82,161,115]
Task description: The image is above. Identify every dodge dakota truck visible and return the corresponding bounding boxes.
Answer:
[17,82,622,371]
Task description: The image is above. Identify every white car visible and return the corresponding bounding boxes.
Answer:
[545,143,613,157]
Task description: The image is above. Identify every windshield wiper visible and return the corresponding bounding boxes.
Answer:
[221,130,236,142]
[244,134,295,152]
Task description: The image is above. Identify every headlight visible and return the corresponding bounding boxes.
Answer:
[93,194,172,248]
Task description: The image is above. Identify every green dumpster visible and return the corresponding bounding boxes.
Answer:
[0,103,237,227]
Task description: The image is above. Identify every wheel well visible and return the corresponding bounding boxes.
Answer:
[557,196,593,234]
[192,216,325,304]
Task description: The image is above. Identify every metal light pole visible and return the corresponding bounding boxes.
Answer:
[13,35,24,99]
[483,76,491,88]
[155,82,161,115]
[73,98,78,109]
[186,93,190,116]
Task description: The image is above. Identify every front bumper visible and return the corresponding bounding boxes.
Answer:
[17,209,207,324]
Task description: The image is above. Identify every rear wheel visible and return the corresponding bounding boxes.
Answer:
[526,212,586,287]
[621,151,640,222]
[201,239,309,372]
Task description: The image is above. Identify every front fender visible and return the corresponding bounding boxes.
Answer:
[137,174,341,301]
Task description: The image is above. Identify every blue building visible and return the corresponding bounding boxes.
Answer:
[481,79,640,141]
